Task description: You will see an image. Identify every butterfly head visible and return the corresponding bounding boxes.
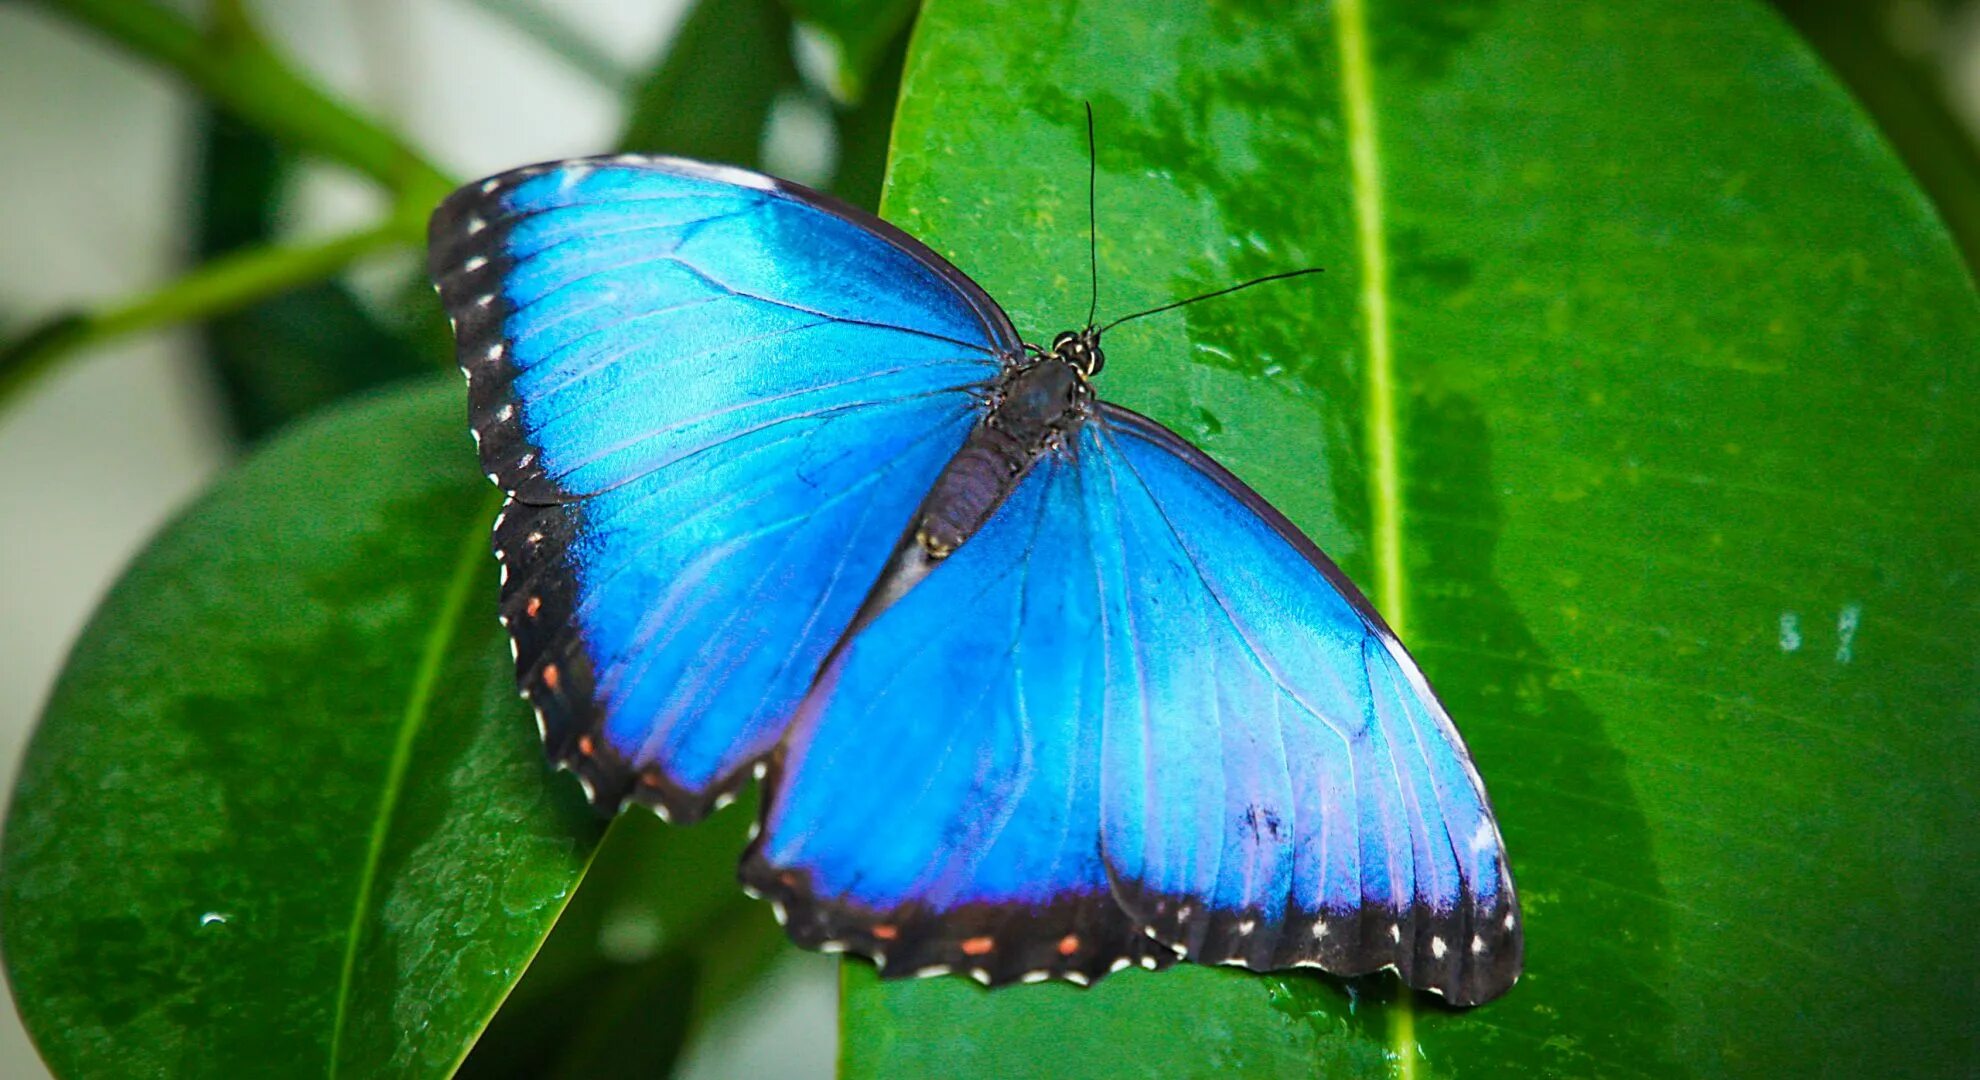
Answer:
[1051,328,1106,380]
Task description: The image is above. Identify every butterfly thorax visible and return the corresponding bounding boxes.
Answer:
[917,332,1101,559]
[837,332,1102,638]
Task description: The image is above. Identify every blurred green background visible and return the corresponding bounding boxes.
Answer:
[0,0,1975,1077]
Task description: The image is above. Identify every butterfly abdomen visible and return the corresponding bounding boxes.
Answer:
[915,427,1028,558]
[832,355,1095,641]
[918,357,1092,558]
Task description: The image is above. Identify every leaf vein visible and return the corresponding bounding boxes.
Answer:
[326,493,501,1076]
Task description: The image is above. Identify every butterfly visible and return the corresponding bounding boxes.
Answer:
[427,147,1522,1006]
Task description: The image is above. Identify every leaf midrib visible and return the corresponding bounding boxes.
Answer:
[326,496,499,1077]
[1331,0,1417,1074]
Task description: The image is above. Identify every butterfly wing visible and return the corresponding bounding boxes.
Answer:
[743,407,1520,1004]
[428,156,1014,820]
[741,448,1178,984]
[1089,404,1520,1005]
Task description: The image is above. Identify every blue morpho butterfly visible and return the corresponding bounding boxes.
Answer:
[427,138,1522,1007]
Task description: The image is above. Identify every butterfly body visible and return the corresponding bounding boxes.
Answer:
[923,346,1094,539]
[429,154,1523,1005]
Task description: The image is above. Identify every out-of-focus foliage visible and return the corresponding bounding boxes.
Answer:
[1771,0,1980,274]
[192,113,433,442]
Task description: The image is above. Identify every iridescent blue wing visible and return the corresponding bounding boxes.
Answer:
[428,156,1014,820]
[743,407,1520,1004]
[742,449,1179,985]
[1088,405,1520,1005]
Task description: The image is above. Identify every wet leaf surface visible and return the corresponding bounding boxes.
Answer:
[845,0,1980,1075]
[1,381,603,1078]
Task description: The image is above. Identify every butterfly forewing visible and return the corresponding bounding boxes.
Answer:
[428,156,1012,820]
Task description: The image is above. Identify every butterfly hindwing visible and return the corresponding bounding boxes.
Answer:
[742,451,1178,985]
[744,407,1520,1003]
[429,157,1013,819]
[1090,404,1520,1005]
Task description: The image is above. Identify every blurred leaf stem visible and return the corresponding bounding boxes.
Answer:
[0,221,412,414]
[28,0,452,199]
[3,0,461,417]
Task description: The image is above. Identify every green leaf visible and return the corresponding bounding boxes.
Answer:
[460,798,794,1080]
[1766,0,1980,276]
[851,0,1980,1076]
[0,380,604,1077]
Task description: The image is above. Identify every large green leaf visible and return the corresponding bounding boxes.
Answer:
[459,797,796,1080]
[0,381,603,1077]
[848,0,1979,1076]
[1768,0,1980,275]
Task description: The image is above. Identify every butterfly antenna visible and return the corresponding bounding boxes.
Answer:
[1084,102,1101,330]
[1100,267,1326,333]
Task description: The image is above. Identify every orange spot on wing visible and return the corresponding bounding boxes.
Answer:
[576,734,594,756]
[872,924,898,941]
[638,771,661,788]
[525,595,542,617]
[542,664,560,691]
[961,936,994,956]
[1057,934,1080,956]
